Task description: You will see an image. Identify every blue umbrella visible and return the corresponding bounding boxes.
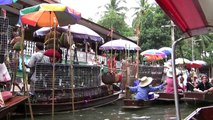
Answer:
[159,47,172,55]
[0,0,17,5]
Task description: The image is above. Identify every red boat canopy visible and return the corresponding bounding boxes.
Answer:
[156,0,213,37]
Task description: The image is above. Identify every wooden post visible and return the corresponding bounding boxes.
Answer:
[51,17,56,120]
[125,66,131,99]
[20,25,34,120]
[68,25,75,112]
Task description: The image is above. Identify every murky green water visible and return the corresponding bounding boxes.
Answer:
[13,100,196,120]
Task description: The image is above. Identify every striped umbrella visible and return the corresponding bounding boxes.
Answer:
[141,49,167,58]
[20,3,81,27]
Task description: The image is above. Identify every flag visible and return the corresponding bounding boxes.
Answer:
[107,27,114,38]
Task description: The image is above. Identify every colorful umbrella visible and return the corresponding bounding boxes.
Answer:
[0,0,17,5]
[141,49,167,58]
[34,24,104,42]
[99,39,141,50]
[143,55,164,61]
[20,3,81,27]
[159,47,172,55]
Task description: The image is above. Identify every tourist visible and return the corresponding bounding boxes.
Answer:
[127,76,167,101]
[179,76,186,92]
[165,68,183,93]
[194,75,212,92]
[186,77,194,92]
[25,42,50,94]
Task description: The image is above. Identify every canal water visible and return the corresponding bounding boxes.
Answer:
[13,100,196,120]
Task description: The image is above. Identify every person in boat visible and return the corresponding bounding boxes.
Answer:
[106,53,122,83]
[127,76,167,101]
[194,75,212,93]
[25,42,50,94]
[43,48,62,64]
[165,68,184,93]
[179,76,186,92]
[186,76,194,92]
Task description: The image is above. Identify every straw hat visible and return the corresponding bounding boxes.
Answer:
[138,76,153,87]
[166,68,181,78]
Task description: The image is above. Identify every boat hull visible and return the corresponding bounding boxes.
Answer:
[15,91,120,115]
[0,96,28,119]
[155,92,183,104]
[122,99,154,109]
[181,92,213,106]
[185,106,213,120]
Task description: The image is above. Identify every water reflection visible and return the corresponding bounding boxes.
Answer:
[13,100,195,120]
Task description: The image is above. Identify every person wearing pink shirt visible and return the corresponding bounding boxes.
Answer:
[165,68,183,93]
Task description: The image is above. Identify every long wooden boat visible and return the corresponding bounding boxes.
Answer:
[155,92,183,104]
[181,92,213,106]
[0,96,28,119]
[16,89,120,115]
[15,63,121,115]
[122,99,154,109]
[185,106,213,120]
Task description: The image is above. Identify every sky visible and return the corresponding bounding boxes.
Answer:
[61,0,156,26]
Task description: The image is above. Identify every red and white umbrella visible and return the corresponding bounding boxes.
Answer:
[186,60,207,68]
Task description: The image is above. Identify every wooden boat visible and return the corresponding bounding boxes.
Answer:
[181,92,213,106]
[15,63,121,115]
[185,106,213,120]
[0,96,28,119]
[122,99,154,109]
[16,89,120,115]
[155,92,183,104]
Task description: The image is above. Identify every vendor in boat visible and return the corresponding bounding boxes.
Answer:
[127,76,166,101]
[194,75,212,93]
[25,42,50,94]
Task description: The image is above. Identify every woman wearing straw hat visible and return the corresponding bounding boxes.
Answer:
[127,76,166,101]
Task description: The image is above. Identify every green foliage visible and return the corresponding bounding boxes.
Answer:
[139,6,175,51]
[97,0,134,37]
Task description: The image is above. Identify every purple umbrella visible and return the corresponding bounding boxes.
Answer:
[0,0,17,5]
[34,24,104,43]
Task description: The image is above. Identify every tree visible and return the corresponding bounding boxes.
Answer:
[138,6,175,51]
[97,0,133,37]
[132,0,151,38]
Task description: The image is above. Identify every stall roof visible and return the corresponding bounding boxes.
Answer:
[156,0,213,37]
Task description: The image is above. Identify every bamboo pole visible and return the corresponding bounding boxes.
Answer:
[95,42,98,59]
[136,37,140,79]
[68,25,75,112]
[51,17,56,120]
[20,25,34,120]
